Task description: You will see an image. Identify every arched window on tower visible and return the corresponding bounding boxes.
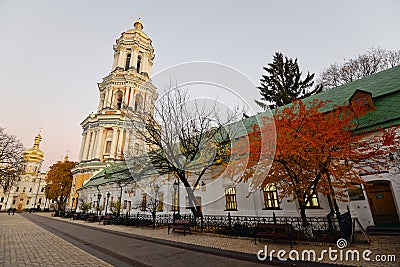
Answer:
[134,94,143,112]
[125,53,131,70]
[115,91,123,109]
[136,55,142,73]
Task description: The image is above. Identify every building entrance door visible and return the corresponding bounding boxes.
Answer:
[366,181,399,225]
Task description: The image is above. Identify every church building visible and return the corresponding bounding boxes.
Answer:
[0,133,48,211]
[69,19,157,209]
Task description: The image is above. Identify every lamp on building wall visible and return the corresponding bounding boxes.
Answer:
[75,192,80,213]
[173,180,179,217]
[201,181,206,192]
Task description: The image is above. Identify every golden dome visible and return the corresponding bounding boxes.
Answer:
[23,133,44,163]
[126,18,149,39]
[134,18,144,30]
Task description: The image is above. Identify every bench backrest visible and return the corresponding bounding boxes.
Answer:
[174,219,190,225]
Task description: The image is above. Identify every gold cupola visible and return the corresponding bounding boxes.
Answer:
[23,132,44,163]
[134,18,144,30]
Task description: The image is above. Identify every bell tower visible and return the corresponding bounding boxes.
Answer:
[69,19,157,209]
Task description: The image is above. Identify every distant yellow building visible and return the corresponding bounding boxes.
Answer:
[0,132,49,211]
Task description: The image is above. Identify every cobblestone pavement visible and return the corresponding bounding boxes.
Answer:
[0,213,112,267]
[39,213,399,267]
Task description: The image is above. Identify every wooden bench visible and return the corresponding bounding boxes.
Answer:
[99,215,112,225]
[73,213,79,220]
[168,220,191,236]
[85,214,97,223]
[254,223,295,246]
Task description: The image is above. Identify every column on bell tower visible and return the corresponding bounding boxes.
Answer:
[131,46,138,70]
[103,89,109,109]
[123,87,130,107]
[107,88,113,109]
[117,48,126,69]
[82,129,92,161]
[112,52,118,71]
[143,52,151,75]
[88,130,97,160]
[78,132,87,162]
[94,127,105,160]
[116,128,125,160]
[109,127,119,159]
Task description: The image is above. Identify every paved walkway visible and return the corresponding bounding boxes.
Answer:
[2,212,398,266]
[24,213,272,267]
[38,212,399,266]
[0,213,111,267]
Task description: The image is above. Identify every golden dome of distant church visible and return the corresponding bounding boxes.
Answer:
[23,133,44,163]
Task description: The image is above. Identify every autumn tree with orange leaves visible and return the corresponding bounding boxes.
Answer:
[228,99,398,236]
[45,159,76,212]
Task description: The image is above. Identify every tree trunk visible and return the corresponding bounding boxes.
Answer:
[326,194,335,231]
[299,203,314,239]
[152,210,156,229]
[327,175,340,219]
[180,176,202,217]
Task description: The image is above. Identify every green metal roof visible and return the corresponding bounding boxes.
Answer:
[78,161,130,190]
[256,65,400,131]
[302,65,400,112]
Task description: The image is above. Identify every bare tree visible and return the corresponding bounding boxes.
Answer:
[0,127,24,195]
[124,85,241,217]
[317,47,400,90]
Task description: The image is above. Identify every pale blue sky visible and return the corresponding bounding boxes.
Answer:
[0,0,399,170]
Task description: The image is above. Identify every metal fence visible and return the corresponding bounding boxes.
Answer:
[67,211,342,239]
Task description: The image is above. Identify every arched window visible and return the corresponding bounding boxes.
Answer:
[38,198,42,204]
[125,53,131,70]
[134,94,143,112]
[136,55,142,73]
[115,91,123,109]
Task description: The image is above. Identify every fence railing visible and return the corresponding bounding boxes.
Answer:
[67,211,340,234]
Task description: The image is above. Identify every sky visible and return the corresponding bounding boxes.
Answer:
[0,0,399,170]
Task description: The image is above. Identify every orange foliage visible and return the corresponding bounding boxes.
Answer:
[228,99,399,210]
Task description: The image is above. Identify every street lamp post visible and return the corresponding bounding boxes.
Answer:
[173,180,179,219]
[105,192,110,215]
[153,185,160,229]
[97,193,102,216]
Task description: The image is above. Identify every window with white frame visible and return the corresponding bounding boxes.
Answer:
[263,184,279,209]
[305,193,320,208]
[225,187,237,211]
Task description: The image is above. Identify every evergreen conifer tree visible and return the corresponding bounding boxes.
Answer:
[256,52,322,109]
